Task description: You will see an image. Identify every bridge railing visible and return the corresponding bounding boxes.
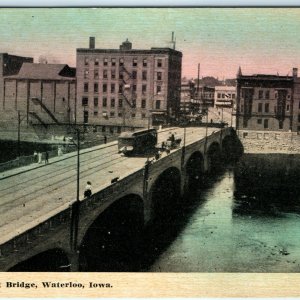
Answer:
[0,167,145,263]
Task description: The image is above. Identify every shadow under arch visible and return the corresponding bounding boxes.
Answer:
[8,248,70,272]
[207,141,222,174]
[150,166,181,220]
[78,194,144,272]
[185,151,204,194]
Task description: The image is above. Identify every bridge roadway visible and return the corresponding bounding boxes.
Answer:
[0,127,220,248]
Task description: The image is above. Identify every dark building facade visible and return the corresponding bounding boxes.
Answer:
[236,68,297,132]
[76,38,182,131]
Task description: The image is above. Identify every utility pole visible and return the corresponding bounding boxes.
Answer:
[197,63,200,113]
[18,111,21,157]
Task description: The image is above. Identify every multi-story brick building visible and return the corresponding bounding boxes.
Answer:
[236,67,297,132]
[3,63,76,127]
[76,38,182,132]
[180,79,195,114]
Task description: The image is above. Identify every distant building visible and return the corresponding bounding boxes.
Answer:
[201,86,215,108]
[76,38,182,132]
[180,79,195,114]
[236,67,297,132]
[214,86,236,108]
[3,63,76,126]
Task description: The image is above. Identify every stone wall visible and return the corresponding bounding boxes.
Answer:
[237,130,300,154]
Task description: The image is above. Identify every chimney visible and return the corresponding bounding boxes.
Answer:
[89,37,95,49]
[293,67,298,78]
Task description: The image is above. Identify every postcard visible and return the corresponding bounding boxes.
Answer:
[0,7,300,297]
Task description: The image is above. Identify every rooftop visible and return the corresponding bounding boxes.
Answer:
[5,63,76,80]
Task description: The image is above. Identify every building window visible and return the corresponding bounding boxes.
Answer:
[118,112,123,117]
[132,99,136,108]
[222,94,225,98]
[118,99,123,107]
[298,114,300,122]
[84,69,89,79]
[119,71,123,80]
[143,59,147,67]
[298,102,300,109]
[156,100,161,109]
[111,70,116,79]
[265,90,270,99]
[84,57,88,66]
[82,97,88,106]
[218,93,221,99]
[95,58,99,66]
[258,90,263,99]
[156,85,161,94]
[264,119,269,129]
[133,85,137,92]
[279,121,283,129]
[94,70,99,79]
[133,58,138,67]
[103,97,107,107]
[257,119,262,124]
[142,85,147,93]
[111,98,115,108]
[157,59,162,68]
[258,103,262,113]
[119,58,124,66]
[84,83,89,93]
[286,104,290,112]
[110,111,115,117]
[142,113,146,119]
[94,83,98,93]
[141,99,146,108]
[94,97,98,106]
[103,84,107,93]
[131,113,136,118]
[103,69,108,79]
[119,84,123,94]
[265,103,269,113]
[241,105,244,112]
[111,58,116,66]
[94,111,98,116]
[104,58,108,66]
[111,84,115,93]
[232,94,236,99]
[142,71,147,80]
[157,72,162,80]
[132,70,137,79]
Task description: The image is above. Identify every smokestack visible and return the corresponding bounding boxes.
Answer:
[89,37,95,49]
[293,67,298,78]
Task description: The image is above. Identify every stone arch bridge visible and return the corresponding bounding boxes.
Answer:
[0,127,242,271]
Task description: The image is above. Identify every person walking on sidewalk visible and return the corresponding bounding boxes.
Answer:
[45,151,49,164]
[84,181,92,198]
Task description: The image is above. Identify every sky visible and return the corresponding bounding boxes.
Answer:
[1,8,300,79]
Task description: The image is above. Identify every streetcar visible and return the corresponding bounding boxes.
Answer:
[118,128,158,155]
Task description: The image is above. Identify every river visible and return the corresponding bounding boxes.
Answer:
[142,155,300,272]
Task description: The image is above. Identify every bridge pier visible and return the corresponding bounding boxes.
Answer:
[68,250,80,272]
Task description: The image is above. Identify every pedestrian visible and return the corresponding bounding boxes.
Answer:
[38,152,42,164]
[45,151,49,164]
[84,181,92,198]
[104,135,107,144]
[33,151,38,163]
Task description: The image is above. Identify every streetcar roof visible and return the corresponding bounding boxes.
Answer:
[119,128,157,138]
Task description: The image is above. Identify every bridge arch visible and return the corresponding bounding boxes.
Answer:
[184,151,204,193]
[206,141,222,173]
[149,167,181,219]
[8,248,70,272]
[78,194,144,271]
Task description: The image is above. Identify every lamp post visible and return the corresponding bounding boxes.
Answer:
[17,111,26,157]
[70,128,81,251]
